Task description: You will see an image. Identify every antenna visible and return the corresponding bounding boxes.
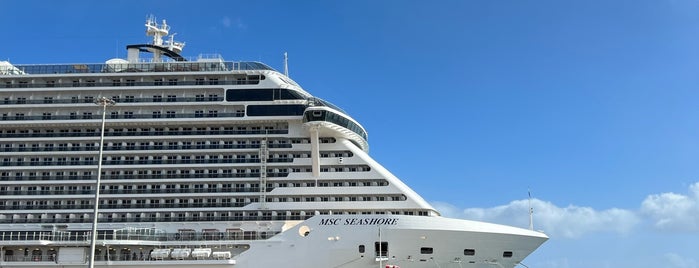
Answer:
[528,189,534,231]
[284,52,289,77]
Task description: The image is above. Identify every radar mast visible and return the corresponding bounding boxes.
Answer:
[127,16,186,63]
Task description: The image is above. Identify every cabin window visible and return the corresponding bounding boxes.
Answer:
[464,249,475,256]
[503,251,513,258]
[421,247,433,254]
[358,245,365,253]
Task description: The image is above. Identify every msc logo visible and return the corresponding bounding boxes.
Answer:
[319,218,342,225]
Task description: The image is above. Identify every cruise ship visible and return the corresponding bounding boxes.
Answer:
[0,18,547,268]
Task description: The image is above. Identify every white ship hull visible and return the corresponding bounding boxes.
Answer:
[0,215,546,268]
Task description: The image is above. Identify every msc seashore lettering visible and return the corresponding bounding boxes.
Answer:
[319,218,398,226]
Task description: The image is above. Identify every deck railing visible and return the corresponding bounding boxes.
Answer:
[0,61,275,76]
[0,230,280,242]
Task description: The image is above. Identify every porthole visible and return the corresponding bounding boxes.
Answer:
[464,249,475,256]
[298,225,311,237]
[420,247,433,254]
[503,251,513,258]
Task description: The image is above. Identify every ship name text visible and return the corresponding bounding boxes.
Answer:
[319,218,398,226]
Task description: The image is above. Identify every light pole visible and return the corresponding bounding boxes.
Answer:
[89,97,115,268]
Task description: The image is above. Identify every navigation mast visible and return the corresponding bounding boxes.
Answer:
[284,52,289,77]
[127,15,186,63]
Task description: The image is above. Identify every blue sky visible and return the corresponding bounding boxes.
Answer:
[3,0,699,267]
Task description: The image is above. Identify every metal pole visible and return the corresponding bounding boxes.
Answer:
[89,97,114,268]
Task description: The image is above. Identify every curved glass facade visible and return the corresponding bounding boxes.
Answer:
[307,97,347,114]
[247,104,307,116]
[226,88,305,102]
[4,61,276,75]
[303,109,367,141]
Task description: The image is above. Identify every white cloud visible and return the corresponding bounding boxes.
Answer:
[641,182,699,231]
[431,201,462,218]
[665,253,699,268]
[531,258,571,268]
[431,183,699,268]
[432,199,639,239]
[221,17,232,28]
[432,182,699,239]
[220,16,246,30]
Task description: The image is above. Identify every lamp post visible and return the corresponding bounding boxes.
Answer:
[89,97,115,268]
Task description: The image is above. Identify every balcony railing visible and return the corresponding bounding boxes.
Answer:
[0,129,288,138]
[0,229,280,242]
[0,112,245,121]
[0,143,291,152]
[0,172,291,181]
[0,96,224,105]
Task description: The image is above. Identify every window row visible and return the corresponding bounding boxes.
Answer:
[1,159,361,171]
[0,125,298,138]
[1,139,295,152]
[1,110,243,121]
[1,180,385,198]
[0,194,405,211]
[0,169,287,181]
[225,88,305,102]
[1,73,264,89]
[1,94,222,105]
[0,154,295,166]
[0,209,430,225]
[0,230,274,244]
[0,151,350,163]
[0,165,371,181]
[304,109,367,141]
[1,104,316,121]
[359,245,502,259]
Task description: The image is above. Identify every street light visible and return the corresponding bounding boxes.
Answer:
[89,97,115,268]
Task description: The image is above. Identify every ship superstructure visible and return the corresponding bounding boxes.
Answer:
[0,18,546,268]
